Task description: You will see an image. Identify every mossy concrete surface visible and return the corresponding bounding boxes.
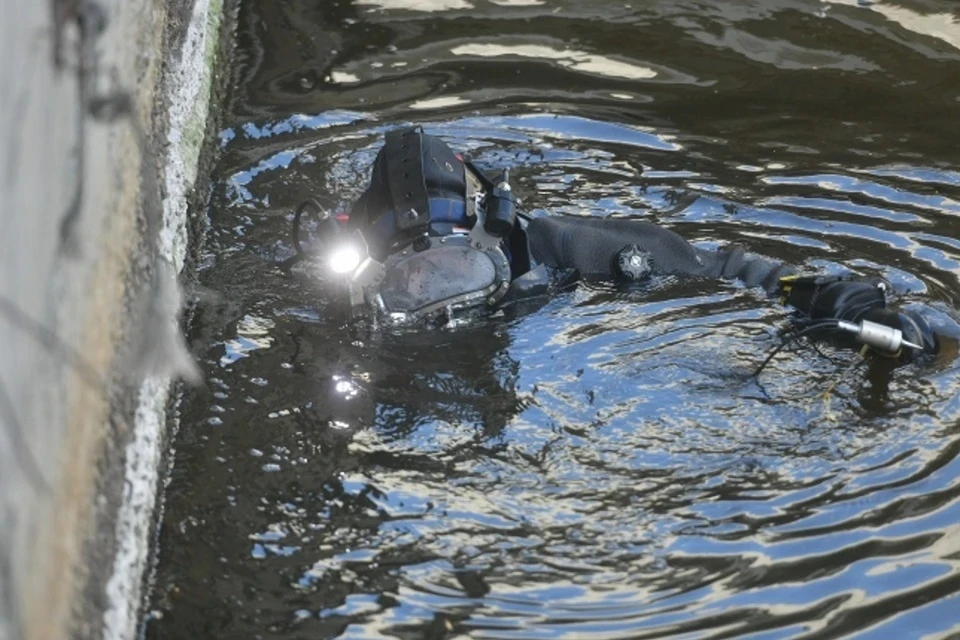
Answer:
[0,0,227,638]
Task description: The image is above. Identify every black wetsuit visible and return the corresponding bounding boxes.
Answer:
[345,127,940,360]
[526,215,794,294]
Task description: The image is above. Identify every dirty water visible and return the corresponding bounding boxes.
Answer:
[146,1,960,638]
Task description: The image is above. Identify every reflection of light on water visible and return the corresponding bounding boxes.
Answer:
[220,315,275,366]
[328,71,360,84]
[409,95,470,110]
[335,380,356,396]
[451,43,658,80]
[332,375,360,399]
[824,0,960,52]
[355,0,472,11]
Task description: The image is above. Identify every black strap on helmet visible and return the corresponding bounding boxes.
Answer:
[384,127,431,232]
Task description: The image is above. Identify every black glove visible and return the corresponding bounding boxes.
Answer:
[779,275,938,360]
[779,275,884,321]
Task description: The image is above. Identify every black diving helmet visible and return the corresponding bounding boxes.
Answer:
[326,127,522,325]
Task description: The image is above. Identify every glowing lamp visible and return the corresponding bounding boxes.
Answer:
[329,245,361,274]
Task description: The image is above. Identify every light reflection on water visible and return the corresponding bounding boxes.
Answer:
[148,1,960,638]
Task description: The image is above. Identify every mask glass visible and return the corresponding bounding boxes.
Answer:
[371,236,511,323]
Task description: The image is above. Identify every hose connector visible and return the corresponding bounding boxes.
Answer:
[836,319,922,354]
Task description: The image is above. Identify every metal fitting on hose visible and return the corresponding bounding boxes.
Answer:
[836,319,922,354]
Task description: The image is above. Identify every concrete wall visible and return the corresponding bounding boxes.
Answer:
[0,0,227,638]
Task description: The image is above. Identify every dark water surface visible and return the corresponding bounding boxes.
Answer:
[147,1,960,637]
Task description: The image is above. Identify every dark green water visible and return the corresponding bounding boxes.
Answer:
[146,1,960,638]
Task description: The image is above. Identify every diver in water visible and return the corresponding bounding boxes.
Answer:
[292,126,942,365]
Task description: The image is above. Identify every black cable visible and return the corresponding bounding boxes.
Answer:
[836,298,884,323]
[810,340,845,365]
[293,198,327,256]
[790,299,877,328]
[773,295,892,368]
[753,320,842,378]
[281,199,328,271]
